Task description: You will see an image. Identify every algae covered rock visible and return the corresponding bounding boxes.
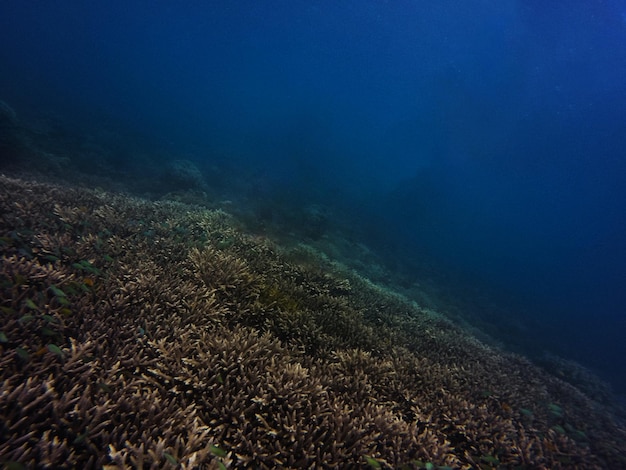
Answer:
[162,158,207,191]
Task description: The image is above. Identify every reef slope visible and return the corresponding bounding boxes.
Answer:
[1,176,625,469]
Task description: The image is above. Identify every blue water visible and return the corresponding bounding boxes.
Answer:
[2,1,626,393]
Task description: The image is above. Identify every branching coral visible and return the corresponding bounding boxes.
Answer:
[1,175,625,469]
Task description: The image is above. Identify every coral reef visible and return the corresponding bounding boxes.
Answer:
[1,175,626,469]
[163,159,207,192]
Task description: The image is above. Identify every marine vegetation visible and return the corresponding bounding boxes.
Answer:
[1,175,626,469]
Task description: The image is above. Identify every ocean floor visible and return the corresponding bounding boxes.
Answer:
[1,174,626,469]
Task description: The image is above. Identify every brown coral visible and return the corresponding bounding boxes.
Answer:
[1,175,625,469]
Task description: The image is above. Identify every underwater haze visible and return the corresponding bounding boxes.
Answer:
[2,1,626,393]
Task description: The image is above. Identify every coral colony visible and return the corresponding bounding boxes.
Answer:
[1,175,625,468]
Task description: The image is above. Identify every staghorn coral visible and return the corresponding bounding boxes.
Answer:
[1,175,626,469]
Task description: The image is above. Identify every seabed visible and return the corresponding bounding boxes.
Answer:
[1,175,626,469]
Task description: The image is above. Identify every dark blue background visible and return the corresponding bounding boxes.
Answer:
[2,1,626,392]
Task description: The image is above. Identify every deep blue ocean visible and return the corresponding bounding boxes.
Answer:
[2,1,626,395]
